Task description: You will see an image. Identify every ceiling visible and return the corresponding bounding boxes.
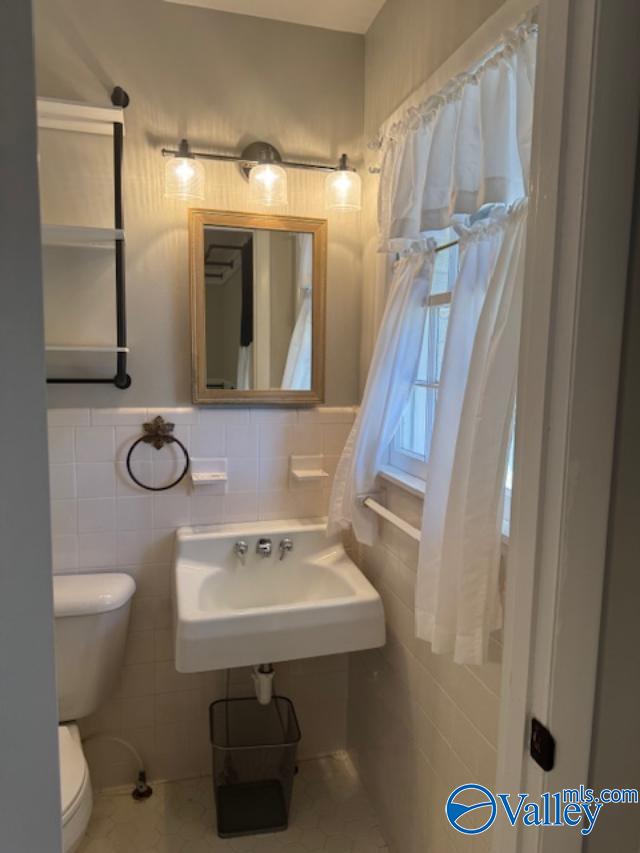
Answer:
[164,0,386,34]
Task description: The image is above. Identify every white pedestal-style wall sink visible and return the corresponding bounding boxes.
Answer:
[173,519,385,672]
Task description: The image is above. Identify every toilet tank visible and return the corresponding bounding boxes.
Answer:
[53,573,136,722]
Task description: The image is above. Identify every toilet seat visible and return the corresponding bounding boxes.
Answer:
[59,725,92,852]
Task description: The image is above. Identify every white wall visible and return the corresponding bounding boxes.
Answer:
[0,0,62,849]
[349,3,508,851]
[48,404,355,787]
[364,0,508,137]
[32,0,365,793]
[34,0,364,407]
[350,484,502,853]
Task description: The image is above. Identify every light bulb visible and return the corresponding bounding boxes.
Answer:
[249,163,288,207]
[325,166,362,211]
[165,155,205,201]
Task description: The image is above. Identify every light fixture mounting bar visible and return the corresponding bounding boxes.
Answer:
[161,147,340,173]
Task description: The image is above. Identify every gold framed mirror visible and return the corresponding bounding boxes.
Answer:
[189,210,327,405]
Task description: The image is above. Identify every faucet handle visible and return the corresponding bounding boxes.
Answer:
[234,540,248,561]
[256,538,272,558]
[279,538,294,560]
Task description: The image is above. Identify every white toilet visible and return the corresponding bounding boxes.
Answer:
[53,572,136,852]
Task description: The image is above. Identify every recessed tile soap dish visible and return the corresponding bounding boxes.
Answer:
[190,458,228,492]
[289,455,329,483]
[191,472,228,483]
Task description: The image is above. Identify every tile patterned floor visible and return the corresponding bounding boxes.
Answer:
[78,753,389,853]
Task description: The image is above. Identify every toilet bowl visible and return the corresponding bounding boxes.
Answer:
[60,725,92,852]
[54,572,136,852]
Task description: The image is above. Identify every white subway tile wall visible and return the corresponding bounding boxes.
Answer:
[349,483,503,853]
[48,406,355,789]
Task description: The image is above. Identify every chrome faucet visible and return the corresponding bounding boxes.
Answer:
[279,538,294,560]
[256,538,272,558]
[234,540,248,563]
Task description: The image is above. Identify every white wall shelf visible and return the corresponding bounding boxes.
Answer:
[37,97,125,136]
[42,224,124,249]
[190,458,228,492]
[290,455,329,483]
[38,87,131,388]
[45,346,130,353]
[291,469,330,482]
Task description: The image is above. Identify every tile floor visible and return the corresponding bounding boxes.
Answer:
[77,753,389,853]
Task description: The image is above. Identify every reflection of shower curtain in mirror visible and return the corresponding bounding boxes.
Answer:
[281,234,312,389]
[236,236,254,390]
[236,343,251,390]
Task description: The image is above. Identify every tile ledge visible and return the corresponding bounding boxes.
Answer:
[378,465,426,499]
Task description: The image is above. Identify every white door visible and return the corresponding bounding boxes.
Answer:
[495,0,640,851]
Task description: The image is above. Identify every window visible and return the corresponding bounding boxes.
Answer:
[386,220,516,540]
[389,228,459,479]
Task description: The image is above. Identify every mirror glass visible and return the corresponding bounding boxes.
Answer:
[190,212,326,405]
[204,227,312,391]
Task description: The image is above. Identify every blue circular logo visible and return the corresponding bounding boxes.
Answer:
[446,784,497,835]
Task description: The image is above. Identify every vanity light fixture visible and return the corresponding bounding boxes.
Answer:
[164,138,205,201]
[161,139,361,210]
[242,141,288,207]
[325,154,362,212]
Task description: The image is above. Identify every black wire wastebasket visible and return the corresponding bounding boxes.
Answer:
[209,696,301,838]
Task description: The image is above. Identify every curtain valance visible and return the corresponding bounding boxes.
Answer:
[377,14,537,250]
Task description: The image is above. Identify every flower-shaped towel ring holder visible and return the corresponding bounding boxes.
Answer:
[126,416,191,492]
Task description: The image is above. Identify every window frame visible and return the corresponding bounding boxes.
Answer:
[388,289,452,480]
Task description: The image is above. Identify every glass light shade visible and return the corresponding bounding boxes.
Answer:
[164,156,205,201]
[325,168,362,211]
[249,163,288,207]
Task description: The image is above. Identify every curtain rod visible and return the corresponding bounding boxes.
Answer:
[394,237,459,261]
[435,238,459,253]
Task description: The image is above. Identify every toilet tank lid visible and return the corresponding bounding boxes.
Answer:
[54,573,136,617]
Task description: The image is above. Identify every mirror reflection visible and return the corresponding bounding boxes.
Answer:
[203,227,313,392]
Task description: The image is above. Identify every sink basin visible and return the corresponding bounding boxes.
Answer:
[173,519,385,672]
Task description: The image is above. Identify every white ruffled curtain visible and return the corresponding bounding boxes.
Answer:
[328,250,436,544]
[416,201,528,663]
[378,15,536,250]
[282,234,313,390]
[328,14,537,665]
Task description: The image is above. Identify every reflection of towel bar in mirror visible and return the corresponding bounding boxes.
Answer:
[189,209,327,406]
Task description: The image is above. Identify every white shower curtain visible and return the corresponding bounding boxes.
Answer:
[328,249,436,544]
[282,234,313,390]
[236,344,251,390]
[281,288,311,390]
[415,201,528,664]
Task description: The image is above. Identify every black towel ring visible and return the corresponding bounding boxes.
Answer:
[126,416,190,492]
